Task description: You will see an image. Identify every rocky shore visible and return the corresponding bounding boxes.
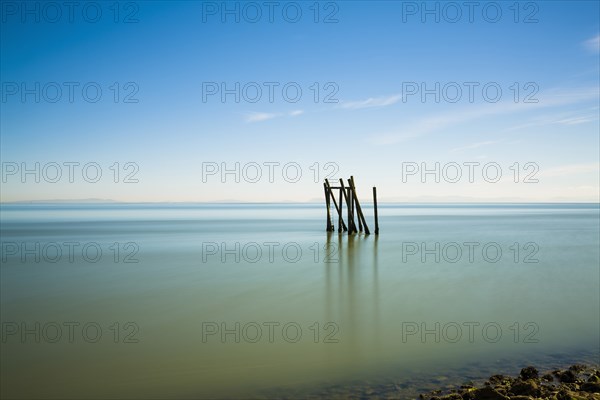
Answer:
[264,353,600,399]
[420,365,600,400]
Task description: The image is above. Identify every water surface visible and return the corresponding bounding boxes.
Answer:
[1,203,598,398]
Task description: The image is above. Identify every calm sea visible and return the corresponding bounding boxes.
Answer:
[1,203,599,398]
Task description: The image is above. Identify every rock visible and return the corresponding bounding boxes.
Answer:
[542,373,554,382]
[569,364,586,373]
[555,388,589,400]
[488,375,512,385]
[509,379,540,397]
[439,394,462,400]
[579,382,600,393]
[555,389,569,400]
[461,391,475,400]
[520,366,539,380]
[493,387,507,396]
[469,386,508,400]
[460,387,477,399]
[539,385,557,397]
[417,364,598,400]
[587,374,600,383]
[558,370,578,383]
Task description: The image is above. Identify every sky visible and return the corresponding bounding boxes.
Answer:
[1,0,599,202]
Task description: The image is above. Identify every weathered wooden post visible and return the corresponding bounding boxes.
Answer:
[338,185,343,232]
[348,187,353,233]
[373,186,379,235]
[339,178,356,233]
[325,179,347,232]
[353,181,363,232]
[324,182,333,231]
[350,186,356,231]
[350,176,370,235]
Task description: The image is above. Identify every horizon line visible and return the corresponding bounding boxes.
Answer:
[1,200,599,205]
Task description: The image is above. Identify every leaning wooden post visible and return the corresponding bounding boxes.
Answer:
[373,186,379,235]
[338,186,343,232]
[325,179,347,231]
[351,179,363,232]
[348,187,353,233]
[324,182,333,231]
[349,176,370,235]
[339,179,355,233]
[350,187,355,231]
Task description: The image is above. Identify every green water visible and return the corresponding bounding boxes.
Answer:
[1,203,598,398]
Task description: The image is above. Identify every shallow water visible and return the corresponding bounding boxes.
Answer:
[1,203,599,398]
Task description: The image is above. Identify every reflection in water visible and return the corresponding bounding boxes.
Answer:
[325,232,382,368]
[372,235,380,353]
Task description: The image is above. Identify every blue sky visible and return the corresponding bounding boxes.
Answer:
[1,1,599,202]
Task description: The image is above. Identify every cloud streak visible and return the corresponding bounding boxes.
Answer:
[369,87,599,145]
[583,34,600,53]
[505,107,599,131]
[244,110,304,123]
[539,162,600,178]
[338,94,402,109]
[245,112,279,123]
[450,140,501,153]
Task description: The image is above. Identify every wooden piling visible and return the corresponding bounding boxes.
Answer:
[351,179,363,232]
[324,182,333,231]
[373,186,379,235]
[350,187,356,231]
[348,187,353,233]
[325,179,347,232]
[338,184,343,232]
[349,176,370,235]
[339,179,356,233]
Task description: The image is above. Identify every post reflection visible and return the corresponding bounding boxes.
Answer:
[325,232,381,360]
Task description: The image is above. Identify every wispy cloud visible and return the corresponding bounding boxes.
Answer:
[369,87,599,145]
[245,112,279,123]
[244,110,305,123]
[553,116,597,125]
[505,107,599,131]
[339,94,401,110]
[450,140,501,153]
[583,34,600,53]
[539,163,600,178]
